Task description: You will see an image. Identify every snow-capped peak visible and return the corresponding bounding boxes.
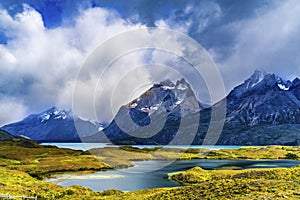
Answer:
[159,79,175,87]
[175,78,190,90]
[177,83,188,90]
[160,79,189,91]
[230,70,295,98]
[38,107,70,122]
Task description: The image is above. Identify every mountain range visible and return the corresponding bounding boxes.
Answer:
[213,70,300,145]
[1,107,107,142]
[100,70,300,145]
[2,71,300,145]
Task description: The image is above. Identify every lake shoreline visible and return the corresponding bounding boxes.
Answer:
[46,158,300,192]
[2,143,300,199]
[41,144,300,178]
[41,144,300,192]
[41,142,243,151]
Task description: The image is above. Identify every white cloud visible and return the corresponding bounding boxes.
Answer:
[73,51,152,122]
[215,0,300,91]
[0,5,143,124]
[0,98,27,126]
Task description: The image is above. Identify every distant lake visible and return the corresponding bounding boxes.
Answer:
[41,143,110,151]
[46,159,300,192]
[41,142,242,151]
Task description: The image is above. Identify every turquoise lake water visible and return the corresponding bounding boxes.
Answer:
[43,143,300,192]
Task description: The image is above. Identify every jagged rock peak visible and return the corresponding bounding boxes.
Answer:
[243,70,291,88]
[126,78,196,113]
[159,79,175,87]
[38,107,72,122]
[175,78,190,90]
[292,77,300,87]
[151,78,191,91]
[43,106,58,113]
[176,77,188,85]
[229,70,296,98]
[248,70,266,83]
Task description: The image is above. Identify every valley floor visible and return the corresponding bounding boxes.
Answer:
[0,144,300,199]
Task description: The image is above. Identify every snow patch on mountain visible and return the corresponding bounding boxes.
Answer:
[40,113,50,122]
[246,70,266,89]
[277,83,290,91]
[162,85,175,90]
[177,83,189,90]
[129,102,138,108]
[39,107,70,122]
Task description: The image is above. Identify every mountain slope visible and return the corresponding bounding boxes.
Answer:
[226,70,300,126]
[214,70,300,145]
[99,71,300,145]
[102,78,202,145]
[1,107,105,142]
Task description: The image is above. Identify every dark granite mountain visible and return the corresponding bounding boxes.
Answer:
[100,71,300,145]
[101,78,203,144]
[226,70,300,125]
[1,107,107,142]
[215,70,300,145]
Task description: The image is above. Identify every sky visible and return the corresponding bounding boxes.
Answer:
[0,0,300,125]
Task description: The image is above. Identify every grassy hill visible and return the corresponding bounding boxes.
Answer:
[0,129,40,147]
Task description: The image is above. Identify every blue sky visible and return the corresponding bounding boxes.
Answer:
[0,0,300,124]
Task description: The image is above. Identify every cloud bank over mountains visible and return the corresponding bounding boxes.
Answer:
[0,0,300,125]
[0,5,143,124]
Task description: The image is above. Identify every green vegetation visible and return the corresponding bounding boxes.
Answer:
[90,145,300,169]
[1,140,300,199]
[166,165,300,199]
[0,145,111,179]
[203,146,300,160]
[89,146,203,168]
[0,167,99,199]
